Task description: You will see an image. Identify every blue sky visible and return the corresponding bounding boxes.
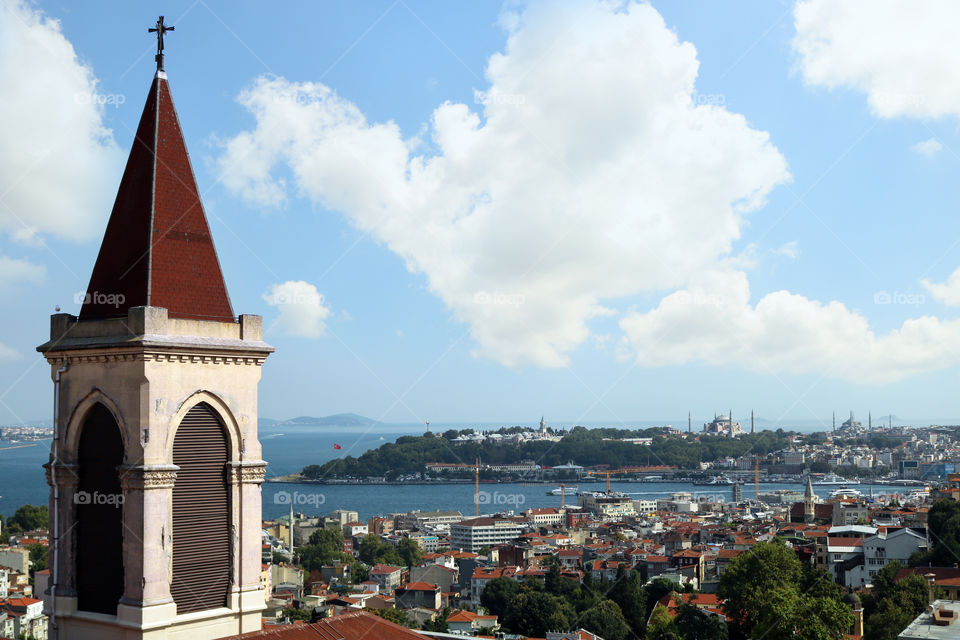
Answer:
[2,0,960,428]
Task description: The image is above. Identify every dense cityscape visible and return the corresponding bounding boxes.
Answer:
[4,414,960,638]
[4,2,960,640]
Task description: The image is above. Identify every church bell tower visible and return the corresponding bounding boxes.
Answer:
[38,18,273,640]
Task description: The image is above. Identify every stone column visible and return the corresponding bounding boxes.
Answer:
[228,460,267,594]
[118,464,178,607]
[45,461,80,598]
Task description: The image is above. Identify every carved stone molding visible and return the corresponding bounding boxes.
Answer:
[44,354,142,366]
[44,461,80,488]
[45,352,267,367]
[227,460,268,485]
[118,464,179,490]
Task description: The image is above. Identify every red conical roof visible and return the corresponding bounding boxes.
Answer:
[79,71,234,323]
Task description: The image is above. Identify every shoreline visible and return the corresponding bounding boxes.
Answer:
[264,475,921,486]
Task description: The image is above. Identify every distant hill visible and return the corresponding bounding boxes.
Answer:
[274,413,380,427]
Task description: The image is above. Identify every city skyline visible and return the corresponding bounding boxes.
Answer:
[3,1,960,426]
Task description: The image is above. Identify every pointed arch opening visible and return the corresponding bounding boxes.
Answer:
[76,402,125,614]
[171,402,231,614]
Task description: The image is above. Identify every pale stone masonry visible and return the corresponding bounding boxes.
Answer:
[39,307,272,639]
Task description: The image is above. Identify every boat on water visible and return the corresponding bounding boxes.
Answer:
[829,486,862,499]
[547,486,579,496]
[813,472,851,486]
[693,475,733,486]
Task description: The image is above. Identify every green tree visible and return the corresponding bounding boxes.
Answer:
[674,600,729,639]
[480,577,521,617]
[283,607,312,622]
[504,592,574,637]
[719,540,801,633]
[422,608,450,632]
[27,543,47,572]
[643,577,680,615]
[397,538,423,567]
[374,608,413,627]
[913,499,960,566]
[719,539,852,639]
[7,504,48,534]
[356,534,404,566]
[297,528,346,571]
[646,604,680,640]
[864,562,932,640]
[607,569,647,635]
[579,599,630,640]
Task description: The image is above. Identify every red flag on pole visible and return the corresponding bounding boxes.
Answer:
[333,443,342,450]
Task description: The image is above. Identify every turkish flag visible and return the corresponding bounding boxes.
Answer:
[333,443,342,450]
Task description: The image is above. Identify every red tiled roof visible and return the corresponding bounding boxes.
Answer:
[370,564,401,574]
[826,538,863,547]
[80,72,234,323]
[448,610,479,622]
[401,582,438,591]
[223,610,431,639]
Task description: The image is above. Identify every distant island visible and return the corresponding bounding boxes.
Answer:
[264,413,381,428]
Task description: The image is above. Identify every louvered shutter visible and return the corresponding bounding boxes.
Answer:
[171,403,231,613]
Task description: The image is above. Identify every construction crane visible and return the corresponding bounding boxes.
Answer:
[586,470,615,493]
[585,466,675,493]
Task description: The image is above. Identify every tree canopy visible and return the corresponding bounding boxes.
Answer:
[4,504,48,535]
[305,427,796,478]
[719,539,853,639]
[912,499,960,567]
[862,561,933,640]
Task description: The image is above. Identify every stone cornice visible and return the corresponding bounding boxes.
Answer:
[227,460,268,485]
[42,351,268,366]
[45,461,80,488]
[118,464,179,490]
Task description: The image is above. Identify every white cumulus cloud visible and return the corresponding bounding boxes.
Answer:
[219,0,790,368]
[771,241,800,260]
[262,280,332,338]
[0,342,19,360]
[0,1,123,243]
[911,138,943,157]
[0,255,46,288]
[922,267,960,306]
[793,0,960,119]
[619,270,960,385]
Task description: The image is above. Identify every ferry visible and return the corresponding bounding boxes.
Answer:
[813,472,851,486]
[693,475,733,486]
[547,486,579,496]
[829,486,862,499]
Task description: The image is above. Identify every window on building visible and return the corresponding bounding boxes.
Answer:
[75,403,125,615]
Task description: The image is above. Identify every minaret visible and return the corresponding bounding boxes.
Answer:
[39,22,272,640]
[804,476,816,523]
[832,411,836,433]
[729,408,733,436]
[540,415,547,435]
[750,410,755,434]
[868,412,872,431]
[688,411,691,433]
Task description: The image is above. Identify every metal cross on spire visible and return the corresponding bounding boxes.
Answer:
[148,15,175,72]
